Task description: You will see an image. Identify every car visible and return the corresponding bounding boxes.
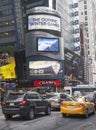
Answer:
[60,96,95,118]
[45,92,70,110]
[83,92,96,109]
[1,91,51,120]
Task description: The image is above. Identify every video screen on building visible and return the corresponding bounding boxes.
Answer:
[28,14,61,32]
[29,61,63,77]
[0,46,16,81]
[37,37,59,52]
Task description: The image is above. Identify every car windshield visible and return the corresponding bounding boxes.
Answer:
[46,93,59,99]
[5,92,24,100]
[76,97,83,102]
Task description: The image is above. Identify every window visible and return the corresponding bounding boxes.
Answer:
[65,97,73,101]
[74,28,79,33]
[84,5,87,9]
[0,9,13,17]
[74,11,78,16]
[60,94,67,100]
[0,20,14,28]
[84,0,87,4]
[74,20,79,24]
[85,16,88,20]
[85,11,87,15]
[52,0,56,9]
[87,33,89,37]
[73,3,78,8]
[28,94,38,99]
[85,27,88,31]
[88,51,90,55]
[85,22,88,26]
[75,37,80,42]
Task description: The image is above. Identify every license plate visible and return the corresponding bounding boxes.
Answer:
[10,103,14,106]
[68,106,73,108]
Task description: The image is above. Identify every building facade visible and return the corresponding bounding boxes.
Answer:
[78,0,96,84]
[0,0,84,89]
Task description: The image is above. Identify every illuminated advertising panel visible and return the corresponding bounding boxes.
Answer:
[64,48,84,81]
[29,61,63,77]
[0,46,16,80]
[28,14,61,32]
[34,80,60,86]
[37,37,59,52]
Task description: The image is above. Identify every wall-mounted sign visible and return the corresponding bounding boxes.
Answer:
[34,80,60,86]
[64,48,84,81]
[28,14,61,32]
[29,61,63,77]
[0,46,16,81]
[37,37,59,52]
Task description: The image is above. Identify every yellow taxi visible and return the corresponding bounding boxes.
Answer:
[60,96,95,118]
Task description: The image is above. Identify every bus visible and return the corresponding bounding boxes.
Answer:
[64,84,96,96]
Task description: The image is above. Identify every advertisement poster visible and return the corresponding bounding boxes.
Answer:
[37,37,59,52]
[0,46,16,80]
[29,61,63,77]
[28,14,61,32]
[64,48,84,81]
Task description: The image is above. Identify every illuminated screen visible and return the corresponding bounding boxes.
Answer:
[0,46,16,80]
[28,14,61,31]
[29,61,63,77]
[37,37,59,52]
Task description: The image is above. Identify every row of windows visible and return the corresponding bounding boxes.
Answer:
[0,0,11,3]
[0,9,13,17]
[0,20,14,28]
[0,31,15,38]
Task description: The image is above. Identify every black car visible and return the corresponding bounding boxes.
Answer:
[1,91,51,120]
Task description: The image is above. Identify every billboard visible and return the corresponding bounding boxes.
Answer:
[0,46,16,80]
[64,48,84,81]
[29,61,63,77]
[37,37,59,52]
[34,80,60,86]
[28,14,61,32]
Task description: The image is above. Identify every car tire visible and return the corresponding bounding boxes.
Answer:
[62,114,66,117]
[45,106,51,115]
[84,110,89,118]
[28,108,35,120]
[92,107,95,114]
[4,114,12,120]
[66,114,69,117]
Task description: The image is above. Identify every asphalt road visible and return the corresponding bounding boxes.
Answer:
[0,109,96,130]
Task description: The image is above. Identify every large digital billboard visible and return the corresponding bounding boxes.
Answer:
[28,14,61,32]
[29,61,63,77]
[64,48,84,81]
[37,37,59,52]
[0,46,16,80]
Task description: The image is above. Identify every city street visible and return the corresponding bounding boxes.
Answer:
[0,108,96,130]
